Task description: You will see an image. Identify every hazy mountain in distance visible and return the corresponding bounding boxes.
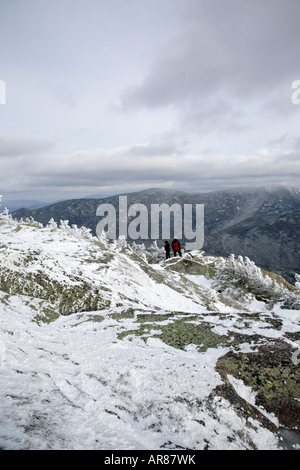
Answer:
[2,199,48,212]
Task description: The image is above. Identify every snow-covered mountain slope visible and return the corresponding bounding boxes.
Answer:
[0,213,299,450]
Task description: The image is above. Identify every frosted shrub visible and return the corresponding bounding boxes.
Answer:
[129,241,164,263]
[110,235,127,251]
[145,241,165,263]
[214,254,284,306]
[1,207,10,217]
[295,274,300,290]
[22,216,43,228]
[130,242,147,262]
[282,291,300,310]
[47,218,58,230]
[75,225,92,240]
[58,219,92,240]
[98,230,109,248]
[59,219,71,232]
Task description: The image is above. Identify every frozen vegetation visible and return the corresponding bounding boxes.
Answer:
[0,212,299,450]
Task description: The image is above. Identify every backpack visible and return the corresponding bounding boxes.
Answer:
[172,240,180,251]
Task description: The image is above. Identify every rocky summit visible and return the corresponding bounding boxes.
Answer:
[0,211,299,450]
[13,186,300,284]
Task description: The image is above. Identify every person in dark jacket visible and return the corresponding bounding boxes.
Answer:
[164,241,170,259]
[172,239,182,257]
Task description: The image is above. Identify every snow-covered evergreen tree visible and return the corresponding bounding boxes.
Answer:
[97,229,109,248]
[213,253,300,309]
[47,218,58,230]
[145,241,165,263]
[130,241,147,262]
[214,254,283,306]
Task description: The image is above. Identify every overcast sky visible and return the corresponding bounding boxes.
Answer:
[0,0,300,202]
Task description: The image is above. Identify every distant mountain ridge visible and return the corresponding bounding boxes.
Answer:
[13,186,300,283]
[1,199,47,212]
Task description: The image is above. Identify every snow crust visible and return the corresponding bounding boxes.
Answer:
[0,214,299,450]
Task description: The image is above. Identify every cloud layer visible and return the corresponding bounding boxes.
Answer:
[1,139,299,199]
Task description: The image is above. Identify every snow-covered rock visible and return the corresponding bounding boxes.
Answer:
[0,212,299,450]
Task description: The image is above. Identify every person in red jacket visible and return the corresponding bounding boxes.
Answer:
[171,239,182,257]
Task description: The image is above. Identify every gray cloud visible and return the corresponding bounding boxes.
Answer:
[123,0,300,111]
[1,140,299,199]
[52,85,78,108]
[120,0,300,163]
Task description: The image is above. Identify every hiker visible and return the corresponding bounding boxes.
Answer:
[172,239,182,257]
[164,241,170,259]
